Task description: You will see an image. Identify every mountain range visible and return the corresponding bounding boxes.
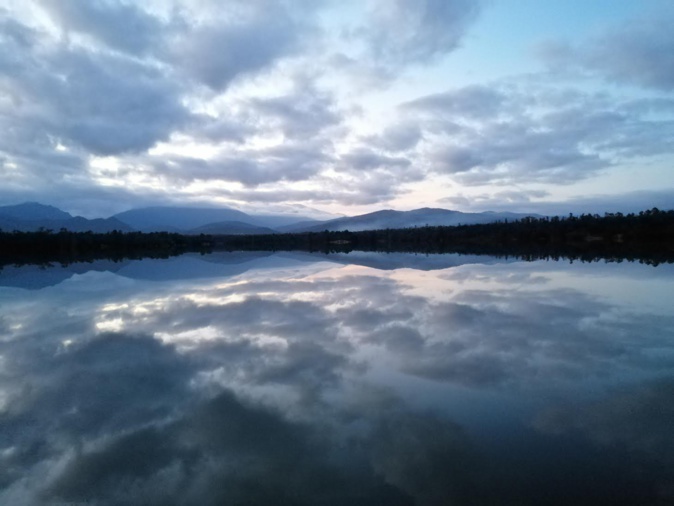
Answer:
[0,202,540,235]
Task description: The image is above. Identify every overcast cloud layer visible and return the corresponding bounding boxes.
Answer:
[0,0,672,217]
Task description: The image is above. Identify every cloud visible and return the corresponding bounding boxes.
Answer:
[341,147,411,172]
[397,84,674,186]
[151,139,333,186]
[149,74,347,187]
[368,122,423,153]
[538,8,674,91]
[1,0,673,223]
[0,15,188,158]
[364,0,481,66]
[439,189,550,209]
[0,2,339,209]
[402,84,507,119]
[37,0,165,55]
[440,188,674,215]
[245,79,343,139]
[169,1,316,91]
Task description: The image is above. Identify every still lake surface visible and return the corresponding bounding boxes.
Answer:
[1,252,673,505]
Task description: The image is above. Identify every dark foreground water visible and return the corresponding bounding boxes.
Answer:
[1,252,673,505]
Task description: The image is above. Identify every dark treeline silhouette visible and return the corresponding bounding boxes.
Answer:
[0,228,212,268]
[212,208,674,265]
[1,208,673,268]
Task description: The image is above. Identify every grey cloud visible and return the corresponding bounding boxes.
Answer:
[341,147,411,171]
[326,51,397,88]
[153,140,332,186]
[441,188,674,216]
[334,146,421,205]
[428,131,607,186]
[438,189,550,209]
[52,52,188,155]
[0,19,188,157]
[246,79,342,139]
[37,0,165,55]
[172,77,347,186]
[0,11,37,54]
[402,84,507,120]
[403,84,674,186]
[538,10,674,91]
[365,0,481,66]
[189,113,253,143]
[170,2,312,91]
[370,123,423,152]
[430,146,483,174]
[0,1,333,208]
[338,173,407,205]
[202,181,417,208]
[200,187,336,205]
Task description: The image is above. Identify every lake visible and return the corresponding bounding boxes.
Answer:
[1,252,673,505]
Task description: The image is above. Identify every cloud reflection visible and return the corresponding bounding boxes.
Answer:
[1,255,673,504]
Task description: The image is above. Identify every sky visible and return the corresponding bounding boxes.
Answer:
[0,0,672,218]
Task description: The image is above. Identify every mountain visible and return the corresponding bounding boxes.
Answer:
[0,202,72,221]
[58,217,133,233]
[246,214,323,229]
[112,206,255,232]
[0,202,542,235]
[276,219,324,233]
[112,205,327,232]
[0,203,133,233]
[294,208,541,232]
[187,221,277,235]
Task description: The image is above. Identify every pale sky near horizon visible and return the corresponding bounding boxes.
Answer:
[0,0,672,218]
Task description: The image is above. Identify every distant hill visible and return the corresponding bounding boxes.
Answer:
[276,219,324,233]
[294,207,541,232]
[0,203,132,233]
[112,206,255,232]
[188,221,277,235]
[0,202,72,221]
[0,202,542,235]
[246,215,323,229]
[112,206,327,232]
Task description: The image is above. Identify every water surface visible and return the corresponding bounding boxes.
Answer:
[1,252,673,505]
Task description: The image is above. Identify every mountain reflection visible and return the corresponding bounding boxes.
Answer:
[1,254,673,505]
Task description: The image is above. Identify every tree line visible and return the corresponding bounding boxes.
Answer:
[1,208,673,268]
[211,208,674,264]
[0,228,212,267]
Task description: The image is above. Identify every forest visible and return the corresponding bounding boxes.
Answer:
[0,229,212,267]
[1,208,673,268]
[210,208,674,263]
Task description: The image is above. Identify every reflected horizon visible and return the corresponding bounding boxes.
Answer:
[1,253,673,505]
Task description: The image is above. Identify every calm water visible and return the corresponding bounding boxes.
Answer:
[1,252,673,505]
